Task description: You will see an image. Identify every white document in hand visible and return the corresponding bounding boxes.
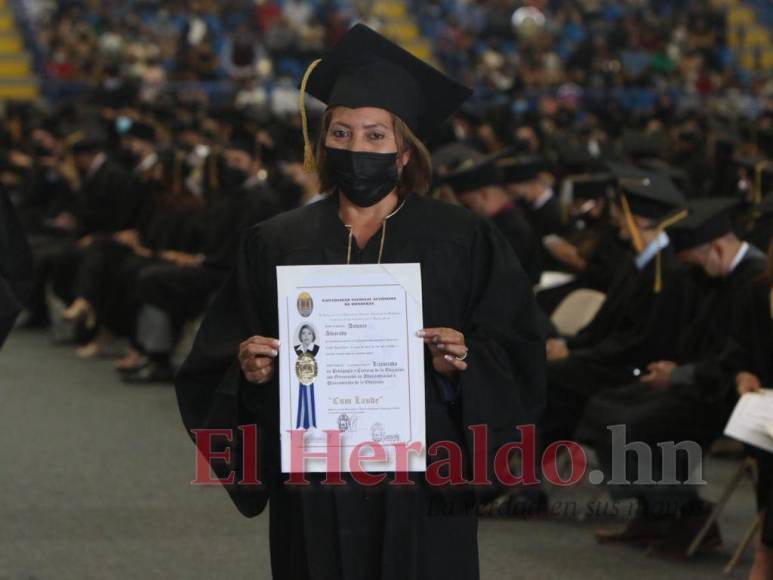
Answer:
[724,390,773,453]
[276,263,426,473]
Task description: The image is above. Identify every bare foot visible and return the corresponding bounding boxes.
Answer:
[115,349,146,371]
[63,297,97,330]
[75,329,113,359]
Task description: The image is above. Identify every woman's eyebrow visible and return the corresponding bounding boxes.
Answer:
[330,121,352,129]
[362,123,390,130]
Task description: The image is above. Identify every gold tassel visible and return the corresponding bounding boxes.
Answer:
[753,161,770,205]
[653,208,689,294]
[298,58,323,174]
[620,193,645,253]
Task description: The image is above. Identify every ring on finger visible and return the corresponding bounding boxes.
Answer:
[455,347,469,362]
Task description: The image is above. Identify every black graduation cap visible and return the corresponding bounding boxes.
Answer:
[430,142,483,173]
[127,120,157,142]
[299,24,472,169]
[67,127,107,153]
[670,197,740,252]
[441,151,503,195]
[226,126,258,158]
[568,173,614,200]
[607,161,648,180]
[497,155,548,184]
[639,159,690,191]
[556,142,605,173]
[614,171,686,219]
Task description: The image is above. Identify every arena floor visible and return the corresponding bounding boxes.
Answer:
[0,329,760,580]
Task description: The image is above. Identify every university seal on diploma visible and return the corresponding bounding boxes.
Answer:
[295,352,318,385]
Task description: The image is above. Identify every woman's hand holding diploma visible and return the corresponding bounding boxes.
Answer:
[239,336,280,384]
[417,328,468,378]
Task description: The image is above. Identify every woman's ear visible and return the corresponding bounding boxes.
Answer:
[400,148,412,168]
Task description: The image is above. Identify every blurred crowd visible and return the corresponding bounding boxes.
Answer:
[30,0,373,86]
[417,0,763,97]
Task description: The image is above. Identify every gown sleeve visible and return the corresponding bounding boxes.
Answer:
[457,217,547,492]
[174,226,273,517]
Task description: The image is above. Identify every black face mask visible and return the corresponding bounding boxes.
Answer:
[325,147,399,207]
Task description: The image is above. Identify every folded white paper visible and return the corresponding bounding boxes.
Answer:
[724,390,773,453]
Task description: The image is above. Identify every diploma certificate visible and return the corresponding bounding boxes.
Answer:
[277,263,426,473]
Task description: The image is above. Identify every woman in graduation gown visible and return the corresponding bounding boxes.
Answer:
[175,25,545,580]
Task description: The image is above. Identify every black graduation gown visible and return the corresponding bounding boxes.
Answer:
[175,193,546,580]
[729,278,773,545]
[573,249,768,506]
[670,247,768,406]
[491,203,541,284]
[0,186,33,347]
[518,195,562,239]
[535,222,630,314]
[137,182,283,324]
[73,159,137,235]
[541,245,699,444]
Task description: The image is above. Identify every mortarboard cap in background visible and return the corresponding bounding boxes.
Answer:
[441,151,503,195]
[567,173,614,200]
[498,154,549,184]
[225,125,259,158]
[67,127,107,154]
[670,197,741,252]
[127,120,157,143]
[614,172,686,220]
[430,142,485,176]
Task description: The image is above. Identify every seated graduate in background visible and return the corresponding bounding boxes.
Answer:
[124,124,281,384]
[175,24,545,580]
[443,151,542,284]
[28,128,136,332]
[728,239,773,580]
[0,183,33,347]
[500,154,562,240]
[576,198,768,557]
[534,172,630,314]
[61,120,167,357]
[539,169,697,455]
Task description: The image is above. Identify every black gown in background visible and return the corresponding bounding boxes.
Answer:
[0,186,33,346]
[540,245,699,446]
[175,193,546,580]
[732,278,773,546]
[491,202,541,284]
[574,248,768,510]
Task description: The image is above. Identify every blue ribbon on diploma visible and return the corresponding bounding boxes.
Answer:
[296,383,317,429]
